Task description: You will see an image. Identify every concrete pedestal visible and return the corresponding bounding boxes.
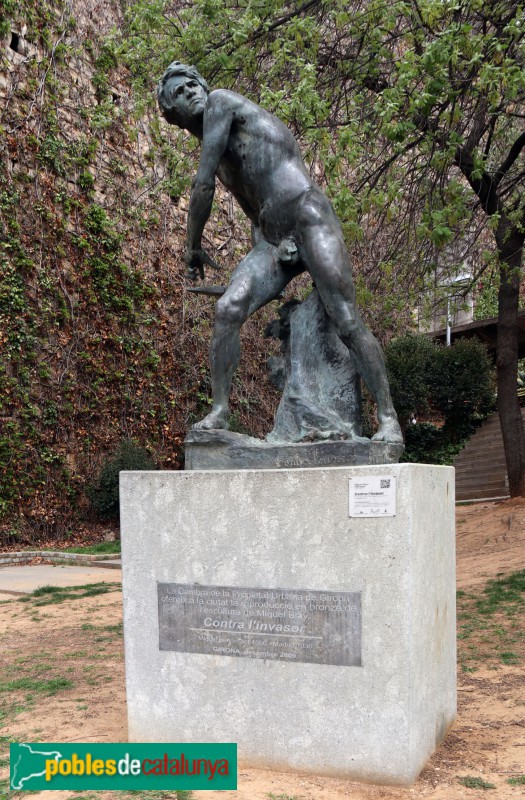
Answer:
[120,464,456,785]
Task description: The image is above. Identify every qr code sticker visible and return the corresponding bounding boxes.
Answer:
[380,479,391,489]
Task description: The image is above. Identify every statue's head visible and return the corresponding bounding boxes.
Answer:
[157,61,209,130]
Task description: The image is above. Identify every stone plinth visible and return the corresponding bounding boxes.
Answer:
[184,428,404,470]
[120,464,456,785]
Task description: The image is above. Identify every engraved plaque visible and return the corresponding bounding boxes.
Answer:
[158,583,361,666]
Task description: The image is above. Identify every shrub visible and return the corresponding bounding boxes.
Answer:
[402,423,466,465]
[385,334,437,431]
[430,338,495,442]
[386,334,496,462]
[402,423,442,463]
[87,439,156,520]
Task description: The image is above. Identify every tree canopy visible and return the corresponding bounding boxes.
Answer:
[122,0,524,309]
[120,0,525,491]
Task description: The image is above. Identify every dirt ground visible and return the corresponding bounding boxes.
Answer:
[0,499,524,799]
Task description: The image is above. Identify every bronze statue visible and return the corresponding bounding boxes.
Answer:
[158,62,402,444]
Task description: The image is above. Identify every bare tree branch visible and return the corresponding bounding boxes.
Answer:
[355,134,426,193]
[493,131,525,187]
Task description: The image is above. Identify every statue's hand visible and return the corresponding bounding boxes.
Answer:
[184,248,206,281]
[184,248,222,281]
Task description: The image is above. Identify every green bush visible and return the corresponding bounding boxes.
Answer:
[385,334,437,430]
[402,423,465,465]
[87,439,156,520]
[386,334,495,463]
[430,338,495,442]
[402,423,442,463]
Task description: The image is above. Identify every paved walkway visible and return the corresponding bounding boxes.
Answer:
[0,563,122,599]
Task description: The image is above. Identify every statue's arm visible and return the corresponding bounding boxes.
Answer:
[185,95,234,276]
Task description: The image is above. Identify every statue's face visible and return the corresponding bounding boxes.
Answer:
[164,75,207,128]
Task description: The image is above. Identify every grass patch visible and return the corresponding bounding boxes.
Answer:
[32,585,64,596]
[63,542,120,555]
[508,775,525,785]
[477,571,525,615]
[500,650,519,664]
[69,796,99,799]
[103,622,123,634]
[0,611,127,733]
[0,677,73,696]
[457,570,525,671]
[457,775,495,789]
[18,582,120,607]
[117,792,192,799]
[267,794,302,800]
[0,777,11,800]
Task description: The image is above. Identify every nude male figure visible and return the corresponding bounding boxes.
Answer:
[157,62,402,443]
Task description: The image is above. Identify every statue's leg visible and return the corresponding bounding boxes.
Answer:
[192,241,299,430]
[296,192,402,443]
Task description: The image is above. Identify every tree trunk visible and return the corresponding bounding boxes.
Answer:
[496,224,525,497]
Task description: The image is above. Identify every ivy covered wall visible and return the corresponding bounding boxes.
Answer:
[0,0,278,542]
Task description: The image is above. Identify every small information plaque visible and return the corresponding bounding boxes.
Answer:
[158,583,361,666]
[349,475,396,517]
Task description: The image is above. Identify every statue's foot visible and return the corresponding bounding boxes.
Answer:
[372,417,403,444]
[342,424,370,443]
[297,427,369,444]
[191,408,228,431]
